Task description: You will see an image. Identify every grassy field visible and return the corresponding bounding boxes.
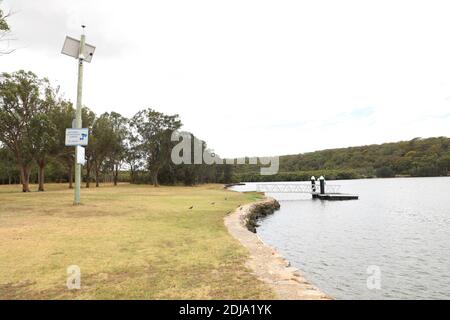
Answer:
[0,183,274,299]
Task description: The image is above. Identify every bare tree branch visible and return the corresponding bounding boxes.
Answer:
[0,3,16,55]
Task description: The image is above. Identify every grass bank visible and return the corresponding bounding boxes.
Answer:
[0,183,274,299]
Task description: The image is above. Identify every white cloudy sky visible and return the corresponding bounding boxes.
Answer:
[1,0,449,158]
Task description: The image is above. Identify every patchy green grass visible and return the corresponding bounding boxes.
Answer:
[0,183,272,299]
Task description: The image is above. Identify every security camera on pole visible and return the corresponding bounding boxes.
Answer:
[61,26,96,205]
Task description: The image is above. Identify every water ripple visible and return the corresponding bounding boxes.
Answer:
[236,177,450,299]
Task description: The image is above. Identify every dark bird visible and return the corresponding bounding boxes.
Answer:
[211,202,215,205]
[224,198,227,200]
[189,206,193,210]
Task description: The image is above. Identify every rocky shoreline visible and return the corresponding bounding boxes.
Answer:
[224,197,331,300]
[242,198,281,233]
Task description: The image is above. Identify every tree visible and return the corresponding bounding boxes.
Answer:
[438,152,450,176]
[80,107,96,187]
[124,127,144,184]
[0,71,46,192]
[49,100,76,188]
[90,113,115,187]
[0,2,13,55]
[0,4,8,31]
[130,108,181,186]
[28,80,58,191]
[0,145,17,184]
[154,131,223,186]
[223,164,233,183]
[107,112,127,186]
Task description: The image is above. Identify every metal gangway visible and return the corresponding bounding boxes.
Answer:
[256,183,341,194]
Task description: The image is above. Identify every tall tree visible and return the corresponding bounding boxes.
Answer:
[90,113,115,187]
[28,80,58,191]
[0,71,46,192]
[107,112,127,186]
[130,109,181,186]
[124,128,143,184]
[49,99,75,188]
[81,107,96,187]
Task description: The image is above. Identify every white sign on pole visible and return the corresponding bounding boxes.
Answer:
[62,36,96,63]
[65,128,89,146]
[76,146,86,166]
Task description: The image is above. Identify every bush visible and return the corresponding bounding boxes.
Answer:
[375,166,395,178]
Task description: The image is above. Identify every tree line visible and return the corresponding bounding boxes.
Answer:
[0,70,233,191]
[3,71,449,189]
[234,137,450,182]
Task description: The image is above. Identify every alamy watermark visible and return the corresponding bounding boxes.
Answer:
[171,132,279,175]
[67,265,81,290]
[366,265,381,290]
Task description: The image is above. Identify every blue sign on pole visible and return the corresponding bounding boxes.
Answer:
[65,128,89,146]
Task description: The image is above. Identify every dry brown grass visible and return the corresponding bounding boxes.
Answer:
[0,183,274,299]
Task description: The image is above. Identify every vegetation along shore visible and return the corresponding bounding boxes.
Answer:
[233,137,450,182]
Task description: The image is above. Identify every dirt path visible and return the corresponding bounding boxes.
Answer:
[224,198,331,300]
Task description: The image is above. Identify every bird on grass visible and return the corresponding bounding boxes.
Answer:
[210,202,215,205]
[189,206,193,210]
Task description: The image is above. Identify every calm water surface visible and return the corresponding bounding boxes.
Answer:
[232,177,450,299]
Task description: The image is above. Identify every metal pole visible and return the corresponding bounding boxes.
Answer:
[311,176,316,193]
[319,176,325,195]
[74,29,85,205]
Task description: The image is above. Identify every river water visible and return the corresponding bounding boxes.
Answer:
[231,177,450,299]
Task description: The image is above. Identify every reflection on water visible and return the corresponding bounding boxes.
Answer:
[231,177,450,299]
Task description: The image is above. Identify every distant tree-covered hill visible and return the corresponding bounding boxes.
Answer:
[233,137,450,182]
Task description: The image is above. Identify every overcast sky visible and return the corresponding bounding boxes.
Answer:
[1,0,450,158]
